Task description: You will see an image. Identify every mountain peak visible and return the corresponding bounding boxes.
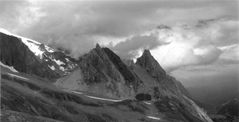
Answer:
[142,49,151,57]
[136,49,166,81]
[96,43,101,49]
[156,25,171,30]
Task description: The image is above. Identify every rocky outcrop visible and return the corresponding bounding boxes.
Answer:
[136,49,166,81]
[102,47,142,89]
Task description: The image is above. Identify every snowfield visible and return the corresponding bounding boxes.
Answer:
[143,101,152,105]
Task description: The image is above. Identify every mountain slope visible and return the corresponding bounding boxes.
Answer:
[0,64,176,122]
[0,29,77,80]
[133,50,212,122]
[210,98,239,122]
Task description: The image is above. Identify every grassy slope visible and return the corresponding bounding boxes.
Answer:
[0,66,164,122]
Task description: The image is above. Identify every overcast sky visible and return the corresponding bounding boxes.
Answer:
[0,0,238,87]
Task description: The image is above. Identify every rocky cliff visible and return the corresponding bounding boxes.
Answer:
[136,49,166,81]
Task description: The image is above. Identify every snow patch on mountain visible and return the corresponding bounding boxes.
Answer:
[53,59,65,66]
[146,116,161,120]
[7,73,29,80]
[48,65,56,70]
[143,101,152,105]
[21,39,45,59]
[45,46,54,52]
[71,91,83,94]
[59,66,65,71]
[0,28,55,59]
[85,95,123,102]
[0,62,19,73]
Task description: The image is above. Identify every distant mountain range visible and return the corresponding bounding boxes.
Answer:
[0,29,213,122]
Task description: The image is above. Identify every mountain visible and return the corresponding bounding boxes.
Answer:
[209,98,239,122]
[217,98,239,117]
[217,98,239,121]
[0,29,77,80]
[1,29,213,122]
[56,44,142,98]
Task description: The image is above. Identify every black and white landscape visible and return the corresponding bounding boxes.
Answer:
[0,0,238,122]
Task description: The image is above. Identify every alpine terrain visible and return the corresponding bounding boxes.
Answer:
[0,29,213,122]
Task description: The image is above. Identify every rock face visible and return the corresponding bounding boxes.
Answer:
[134,50,189,98]
[56,44,142,98]
[0,31,77,80]
[133,50,213,122]
[0,32,59,79]
[136,49,166,81]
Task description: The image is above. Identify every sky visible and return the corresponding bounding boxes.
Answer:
[0,0,238,88]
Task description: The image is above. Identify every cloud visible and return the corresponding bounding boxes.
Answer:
[0,0,238,60]
[150,19,238,71]
[112,31,168,59]
[111,18,238,71]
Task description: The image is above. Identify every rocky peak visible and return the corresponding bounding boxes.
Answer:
[142,49,151,57]
[92,43,106,57]
[156,24,171,30]
[95,43,101,49]
[136,49,166,81]
[39,44,47,52]
[94,43,103,53]
[74,46,143,98]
